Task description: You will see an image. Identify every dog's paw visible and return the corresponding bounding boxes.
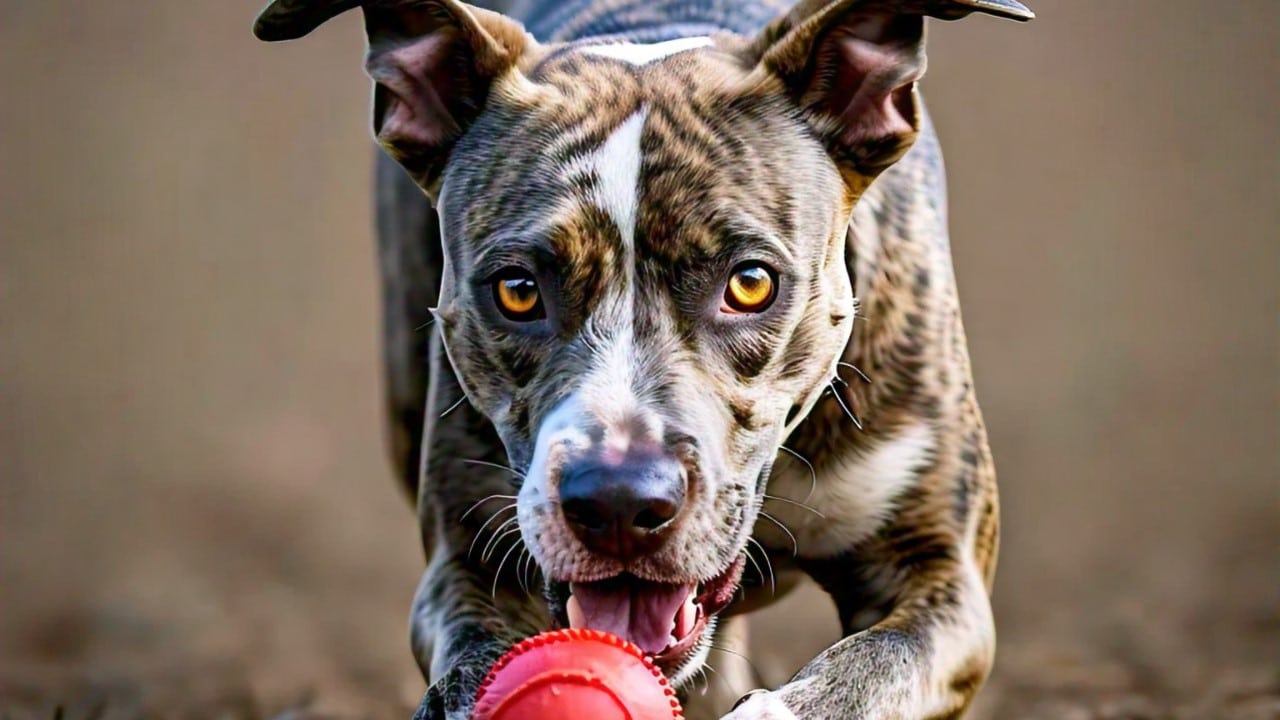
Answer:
[721,690,801,720]
[411,666,487,720]
[410,683,450,720]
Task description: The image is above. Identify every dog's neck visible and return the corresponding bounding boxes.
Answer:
[503,0,785,43]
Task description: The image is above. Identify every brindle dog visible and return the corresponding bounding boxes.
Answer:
[253,1,1032,717]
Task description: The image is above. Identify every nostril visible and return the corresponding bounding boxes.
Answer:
[632,501,678,531]
[562,498,608,533]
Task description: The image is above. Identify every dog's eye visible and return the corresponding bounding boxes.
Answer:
[722,263,778,314]
[493,270,543,321]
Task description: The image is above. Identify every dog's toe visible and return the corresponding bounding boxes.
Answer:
[721,690,799,720]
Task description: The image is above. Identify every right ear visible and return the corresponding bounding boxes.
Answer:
[254,0,532,196]
[747,0,1032,188]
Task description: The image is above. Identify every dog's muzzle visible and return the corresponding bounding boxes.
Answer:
[550,452,744,664]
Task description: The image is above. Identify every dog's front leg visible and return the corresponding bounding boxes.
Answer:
[408,550,547,720]
[724,553,993,720]
[407,333,550,720]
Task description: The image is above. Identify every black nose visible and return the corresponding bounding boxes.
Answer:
[558,455,686,561]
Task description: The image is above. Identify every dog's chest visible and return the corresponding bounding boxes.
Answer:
[756,421,936,557]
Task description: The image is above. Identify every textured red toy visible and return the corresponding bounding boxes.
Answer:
[472,628,684,720]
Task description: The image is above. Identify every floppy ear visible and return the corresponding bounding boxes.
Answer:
[254,0,531,196]
[750,0,1032,185]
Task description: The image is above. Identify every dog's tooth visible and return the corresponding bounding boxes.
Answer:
[667,605,679,646]
[567,593,584,628]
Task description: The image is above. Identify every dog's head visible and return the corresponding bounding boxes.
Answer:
[256,0,1031,682]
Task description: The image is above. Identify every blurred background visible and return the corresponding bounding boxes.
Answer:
[2,1,1276,718]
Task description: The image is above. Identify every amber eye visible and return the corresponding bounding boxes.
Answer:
[493,270,543,321]
[722,263,778,314]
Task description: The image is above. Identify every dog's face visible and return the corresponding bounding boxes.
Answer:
[253,0,1006,682]
[433,42,856,677]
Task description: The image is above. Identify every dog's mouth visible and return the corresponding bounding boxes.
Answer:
[550,555,745,668]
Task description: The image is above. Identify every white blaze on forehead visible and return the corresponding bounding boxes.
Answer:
[589,110,646,248]
[582,111,646,445]
[581,36,712,66]
[582,110,648,454]
[525,110,650,518]
[558,109,645,251]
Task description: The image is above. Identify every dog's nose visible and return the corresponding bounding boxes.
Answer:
[558,455,686,561]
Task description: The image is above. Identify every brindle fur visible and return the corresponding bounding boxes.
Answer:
[254,1,1031,718]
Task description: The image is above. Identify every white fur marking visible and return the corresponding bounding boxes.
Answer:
[581,36,712,66]
[524,114,650,579]
[919,558,995,717]
[561,110,646,413]
[590,111,645,247]
[763,421,936,556]
[524,394,592,502]
[719,684,803,720]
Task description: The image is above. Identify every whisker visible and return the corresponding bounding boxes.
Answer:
[744,539,776,596]
[763,493,826,519]
[481,525,522,573]
[414,317,435,332]
[440,395,468,418]
[513,545,528,595]
[699,671,709,697]
[759,511,798,557]
[460,458,527,479]
[777,445,818,503]
[492,538,524,599]
[741,546,770,596]
[692,665,710,697]
[481,520,521,563]
[838,361,871,384]
[708,643,764,683]
[466,504,517,560]
[528,554,542,593]
[458,493,518,523]
[699,661,734,698]
[829,381,864,431]
[518,547,538,595]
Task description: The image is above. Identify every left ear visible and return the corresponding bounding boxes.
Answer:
[254,0,533,197]
[750,0,1032,184]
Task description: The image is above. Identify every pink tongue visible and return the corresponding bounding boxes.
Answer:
[569,578,693,655]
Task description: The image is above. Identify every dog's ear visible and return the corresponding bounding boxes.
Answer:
[749,0,1031,186]
[254,0,531,195]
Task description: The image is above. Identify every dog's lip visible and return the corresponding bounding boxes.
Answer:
[652,554,745,666]
[693,553,746,616]
[548,554,747,671]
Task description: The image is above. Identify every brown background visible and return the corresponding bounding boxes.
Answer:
[2,1,1276,718]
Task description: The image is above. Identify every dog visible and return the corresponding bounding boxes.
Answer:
[253,0,1032,717]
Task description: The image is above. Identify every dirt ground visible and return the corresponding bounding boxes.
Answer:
[1,1,1276,718]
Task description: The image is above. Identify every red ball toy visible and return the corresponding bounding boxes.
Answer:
[472,628,684,720]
